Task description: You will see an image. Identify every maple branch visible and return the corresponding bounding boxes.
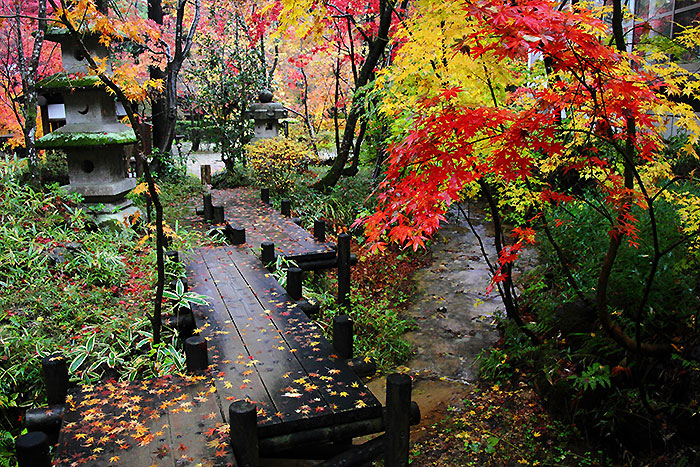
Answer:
[538,209,589,305]
[347,16,358,84]
[325,3,370,43]
[458,203,497,277]
[0,13,60,22]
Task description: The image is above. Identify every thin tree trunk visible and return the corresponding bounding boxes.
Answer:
[312,0,394,191]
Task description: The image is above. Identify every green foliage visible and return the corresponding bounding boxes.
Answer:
[541,191,700,331]
[482,177,700,463]
[307,245,427,372]
[314,289,413,372]
[246,137,312,194]
[0,429,16,467]
[571,364,611,392]
[211,165,250,189]
[149,148,188,182]
[162,280,209,309]
[38,150,68,186]
[0,168,199,458]
[269,166,375,231]
[183,23,266,164]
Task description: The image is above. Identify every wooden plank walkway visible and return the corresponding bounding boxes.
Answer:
[52,245,381,466]
[207,187,336,263]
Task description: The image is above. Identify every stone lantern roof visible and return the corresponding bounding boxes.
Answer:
[244,90,288,121]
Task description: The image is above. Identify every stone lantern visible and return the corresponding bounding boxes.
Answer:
[244,89,288,140]
[36,29,138,226]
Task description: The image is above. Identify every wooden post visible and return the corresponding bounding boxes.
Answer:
[42,354,68,405]
[333,315,353,360]
[185,336,208,372]
[385,374,412,467]
[25,406,64,445]
[203,193,213,221]
[260,187,270,205]
[281,199,291,217]
[200,164,212,184]
[16,432,51,467]
[286,267,303,301]
[174,306,195,336]
[212,206,225,224]
[337,233,351,306]
[229,401,260,467]
[226,224,246,245]
[164,250,179,263]
[347,356,376,378]
[314,220,326,242]
[261,242,275,270]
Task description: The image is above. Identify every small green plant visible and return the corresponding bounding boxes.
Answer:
[211,165,250,189]
[268,256,299,288]
[162,280,209,309]
[571,363,611,392]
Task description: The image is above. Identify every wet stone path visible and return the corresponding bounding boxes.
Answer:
[368,204,502,439]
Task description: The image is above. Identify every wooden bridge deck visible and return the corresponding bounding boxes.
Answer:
[52,245,381,466]
[208,187,336,263]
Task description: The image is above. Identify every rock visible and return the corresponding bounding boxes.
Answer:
[47,247,69,266]
[65,241,83,251]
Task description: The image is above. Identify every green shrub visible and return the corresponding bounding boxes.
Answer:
[211,164,250,189]
[267,166,376,232]
[39,150,68,186]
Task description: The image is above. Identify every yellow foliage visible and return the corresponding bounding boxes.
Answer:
[132,182,161,197]
[246,138,312,193]
[377,0,510,120]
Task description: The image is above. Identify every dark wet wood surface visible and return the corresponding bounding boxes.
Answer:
[207,187,336,263]
[53,245,380,466]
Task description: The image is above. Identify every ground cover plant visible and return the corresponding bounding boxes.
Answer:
[310,243,431,372]
[0,160,205,464]
[410,380,605,466]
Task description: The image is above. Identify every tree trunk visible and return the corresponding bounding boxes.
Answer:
[312,0,394,191]
[593,0,671,357]
[14,0,46,188]
[342,119,366,176]
[148,0,169,156]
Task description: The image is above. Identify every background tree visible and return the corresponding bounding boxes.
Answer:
[183,0,268,168]
[148,0,200,159]
[0,0,59,185]
[273,0,408,190]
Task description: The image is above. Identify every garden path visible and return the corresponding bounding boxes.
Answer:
[52,244,383,466]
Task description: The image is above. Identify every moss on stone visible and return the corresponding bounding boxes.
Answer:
[37,129,136,148]
[37,73,102,91]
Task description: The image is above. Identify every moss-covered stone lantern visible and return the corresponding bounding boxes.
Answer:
[245,89,288,140]
[36,29,138,226]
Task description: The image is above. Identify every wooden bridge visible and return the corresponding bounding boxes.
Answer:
[20,187,416,467]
